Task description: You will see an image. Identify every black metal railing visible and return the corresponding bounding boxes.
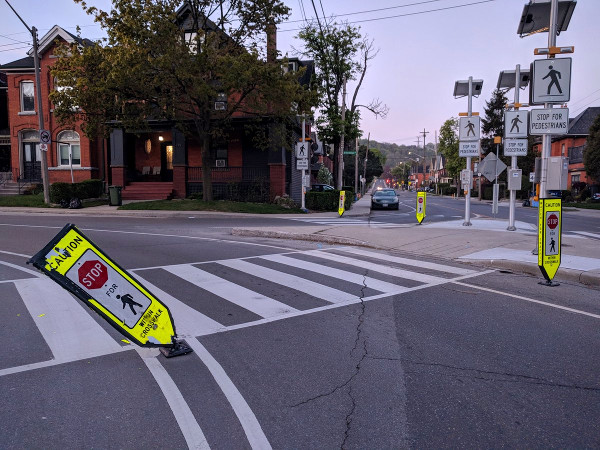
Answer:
[187,166,269,183]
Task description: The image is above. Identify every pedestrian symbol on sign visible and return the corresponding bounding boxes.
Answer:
[465,120,476,137]
[543,65,562,95]
[117,293,143,315]
[510,115,522,133]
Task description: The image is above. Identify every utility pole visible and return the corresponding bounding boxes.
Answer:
[354,137,358,196]
[362,132,370,195]
[337,77,346,190]
[5,0,50,204]
[421,128,429,187]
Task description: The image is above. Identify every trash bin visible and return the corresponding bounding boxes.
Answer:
[108,185,122,206]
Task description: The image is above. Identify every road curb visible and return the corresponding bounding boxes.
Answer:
[231,228,372,247]
[457,258,600,288]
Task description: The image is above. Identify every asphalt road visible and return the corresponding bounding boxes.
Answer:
[1,214,599,448]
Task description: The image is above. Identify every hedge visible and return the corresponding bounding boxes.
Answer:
[306,190,353,211]
[50,179,104,204]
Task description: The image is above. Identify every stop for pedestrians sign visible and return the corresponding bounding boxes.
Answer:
[78,260,108,289]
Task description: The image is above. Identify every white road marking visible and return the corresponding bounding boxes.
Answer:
[138,349,210,450]
[259,253,409,294]
[14,278,123,361]
[571,231,600,239]
[218,259,356,304]
[187,338,272,450]
[164,265,298,318]
[0,260,42,277]
[338,247,476,275]
[454,281,600,320]
[0,249,32,258]
[305,250,448,284]
[132,274,223,337]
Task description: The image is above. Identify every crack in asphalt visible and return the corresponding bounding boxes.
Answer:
[367,358,600,393]
[288,270,370,450]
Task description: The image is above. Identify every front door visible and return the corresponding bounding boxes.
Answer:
[22,142,41,181]
[160,142,173,182]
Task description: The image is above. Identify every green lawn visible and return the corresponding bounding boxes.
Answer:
[118,199,305,214]
[0,193,49,207]
[563,202,600,210]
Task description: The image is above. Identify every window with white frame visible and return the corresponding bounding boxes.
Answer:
[20,81,35,112]
[57,130,81,166]
[54,77,78,110]
[184,31,205,54]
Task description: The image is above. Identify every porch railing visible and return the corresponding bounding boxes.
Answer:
[187,166,269,183]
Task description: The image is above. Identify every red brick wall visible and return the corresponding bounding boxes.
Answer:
[6,39,98,182]
[269,163,286,200]
[172,165,187,199]
[111,166,127,187]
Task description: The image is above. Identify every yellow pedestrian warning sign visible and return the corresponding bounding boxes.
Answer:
[416,192,426,224]
[28,224,191,355]
[338,190,346,217]
[538,199,562,284]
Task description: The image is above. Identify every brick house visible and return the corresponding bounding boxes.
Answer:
[0,26,104,187]
[532,106,600,190]
[1,14,313,201]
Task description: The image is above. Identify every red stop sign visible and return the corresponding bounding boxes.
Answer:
[547,213,559,230]
[418,198,424,203]
[78,260,108,289]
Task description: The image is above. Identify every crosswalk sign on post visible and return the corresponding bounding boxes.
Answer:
[28,224,192,357]
[338,191,345,217]
[538,199,562,285]
[416,191,426,224]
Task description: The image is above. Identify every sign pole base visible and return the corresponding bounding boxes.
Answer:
[507,226,516,231]
[538,279,560,287]
[160,339,193,358]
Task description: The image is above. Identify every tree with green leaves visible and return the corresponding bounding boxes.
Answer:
[438,118,463,185]
[51,0,314,201]
[296,21,387,187]
[584,113,600,185]
[342,144,384,187]
[481,89,508,154]
[391,162,411,185]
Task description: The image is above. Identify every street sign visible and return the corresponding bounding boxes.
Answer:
[478,153,507,182]
[504,111,529,138]
[459,141,480,157]
[538,199,562,282]
[529,172,535,182]
[531,58,571,105]
[295,141,308,159]
[296,159,308,170]
[28,224,181,349]
[338,191,345,217]
[40,143,48,152]
[504,139,528,156]
[40,129,51,144]
[416,192,426,224]
[459,116,480,141]
[529,108,569,135]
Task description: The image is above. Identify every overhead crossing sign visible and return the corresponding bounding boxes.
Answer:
[28,224,190,354]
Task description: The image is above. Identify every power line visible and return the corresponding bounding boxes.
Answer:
[280,0,496,32]
[568,88,600,108]
[570,96,600,117]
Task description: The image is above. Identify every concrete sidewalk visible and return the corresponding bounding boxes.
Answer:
[232,194,600,287]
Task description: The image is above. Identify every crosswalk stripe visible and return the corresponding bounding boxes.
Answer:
[289,218,402,228]
[304,250,446,284]
[259,254,408,294]
[572,231,600,240]
[163,264,298,318]
[338,247,477,275]
[218,259,357,304]
[14,278,122,361]
[133,273,223,337]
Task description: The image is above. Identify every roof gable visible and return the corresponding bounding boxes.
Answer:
[27,25,89,57]
[567,106,600,136]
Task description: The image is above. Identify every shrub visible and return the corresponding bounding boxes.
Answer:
[50,182,73,204]
[73,179,103,199]
[306,190,352,211]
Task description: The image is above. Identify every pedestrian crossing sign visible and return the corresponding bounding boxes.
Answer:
[338,190,345,216]
[538,199,562,282]
[416,192,426,224]
[28,224,177,348]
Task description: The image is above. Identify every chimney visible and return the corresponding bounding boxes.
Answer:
[267,15,277,63]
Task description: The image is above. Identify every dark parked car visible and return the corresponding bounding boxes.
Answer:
[371,189,399,210]
[309,184,335,192]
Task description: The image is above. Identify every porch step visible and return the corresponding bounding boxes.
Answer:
[122,182,173,200]
[0,181,34,196]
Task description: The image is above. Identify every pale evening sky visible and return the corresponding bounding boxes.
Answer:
[1,0,599,146]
